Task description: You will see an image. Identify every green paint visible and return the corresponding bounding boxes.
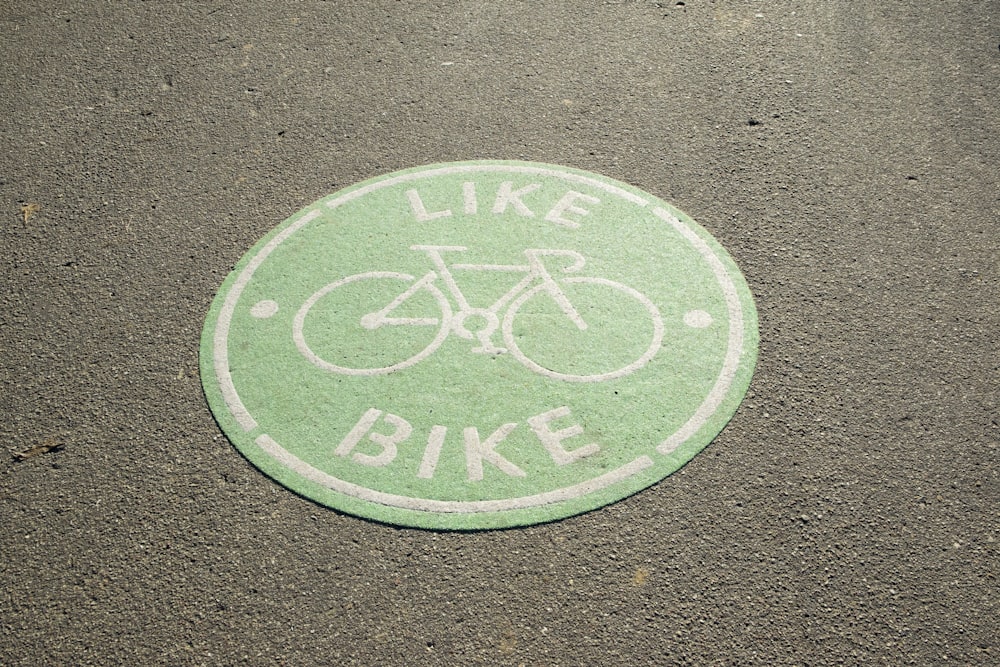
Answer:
[200,161,758,530]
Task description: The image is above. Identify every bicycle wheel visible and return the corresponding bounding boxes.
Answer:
[502,276,664,382]
[293,271,451,376]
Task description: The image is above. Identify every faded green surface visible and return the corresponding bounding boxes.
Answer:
[202,162,758,528]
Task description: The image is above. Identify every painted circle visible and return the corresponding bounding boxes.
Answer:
[200,161,759,530]
[292,272,453,376]
[684,309,713,328]
[250,299,279,319]
[501,276,665,383]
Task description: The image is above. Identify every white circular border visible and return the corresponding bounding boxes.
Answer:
[210,164,747,514]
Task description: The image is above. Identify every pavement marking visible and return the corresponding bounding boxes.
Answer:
[200,161,759,530]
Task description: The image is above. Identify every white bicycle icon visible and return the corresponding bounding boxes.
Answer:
[292,245,664,383]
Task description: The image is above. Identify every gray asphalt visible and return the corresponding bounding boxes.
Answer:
[2,1,997,665]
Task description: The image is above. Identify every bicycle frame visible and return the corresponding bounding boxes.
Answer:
[367,245,590,355]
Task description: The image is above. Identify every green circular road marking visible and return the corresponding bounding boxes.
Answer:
[200,161,758,530]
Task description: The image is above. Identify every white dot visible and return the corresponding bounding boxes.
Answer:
[251,300,279,319]
[683,310,713,328]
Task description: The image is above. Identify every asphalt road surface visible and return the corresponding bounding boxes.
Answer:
[2,2,997,665]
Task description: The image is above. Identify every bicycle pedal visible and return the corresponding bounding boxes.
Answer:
[471,346,507,355]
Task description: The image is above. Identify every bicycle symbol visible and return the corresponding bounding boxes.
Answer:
[292,245,664,383]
